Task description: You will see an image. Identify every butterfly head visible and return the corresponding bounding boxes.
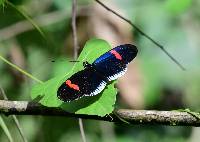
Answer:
[83,61,92,68]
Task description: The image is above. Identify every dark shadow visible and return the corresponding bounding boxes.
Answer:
[59,92,103,112]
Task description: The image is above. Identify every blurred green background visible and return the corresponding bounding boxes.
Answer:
[0,0,200,142]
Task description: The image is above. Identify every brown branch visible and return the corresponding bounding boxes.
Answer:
[95,0,185,70]
[0,100,200,126]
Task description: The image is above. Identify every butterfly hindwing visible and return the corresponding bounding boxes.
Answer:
[93,44,137,81]
[57,67,107,102]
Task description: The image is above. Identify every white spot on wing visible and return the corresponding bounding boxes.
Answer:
[108,67,127,81]
[85,81,107,96]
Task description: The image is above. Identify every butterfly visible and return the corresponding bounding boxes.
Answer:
[57,44,138,102]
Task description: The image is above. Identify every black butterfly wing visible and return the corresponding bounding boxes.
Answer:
[57,44,137,102]
[57,67,107,102]
[93,44,137,81]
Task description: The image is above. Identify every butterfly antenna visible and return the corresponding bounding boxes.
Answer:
[50,59,80,63]
[69,60,80,62]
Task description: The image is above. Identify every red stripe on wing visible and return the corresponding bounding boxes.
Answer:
[65,80,80,91]
[110,50,122,60]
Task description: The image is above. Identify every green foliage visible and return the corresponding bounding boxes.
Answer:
[6,1,46,39]
[0,54,43,83]
[31,39,117,116]
[0,0,199,141]
[53,0,71,11]
[0,0,6,7]
[165,0,192,15]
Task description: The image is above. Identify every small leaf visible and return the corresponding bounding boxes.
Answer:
[31,39,118,116]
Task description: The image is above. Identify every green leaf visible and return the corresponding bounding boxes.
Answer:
[76,82,117,116]
[31,38,117,116]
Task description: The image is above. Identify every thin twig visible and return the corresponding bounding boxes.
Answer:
[72,0,79,60]
[95,0,185,70]
[0,87,28,142]
[71,0,86,142]
[79,118,86,142]
[0,100,200,126]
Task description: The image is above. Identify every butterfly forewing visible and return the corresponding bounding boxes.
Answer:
[93,44,137,81]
